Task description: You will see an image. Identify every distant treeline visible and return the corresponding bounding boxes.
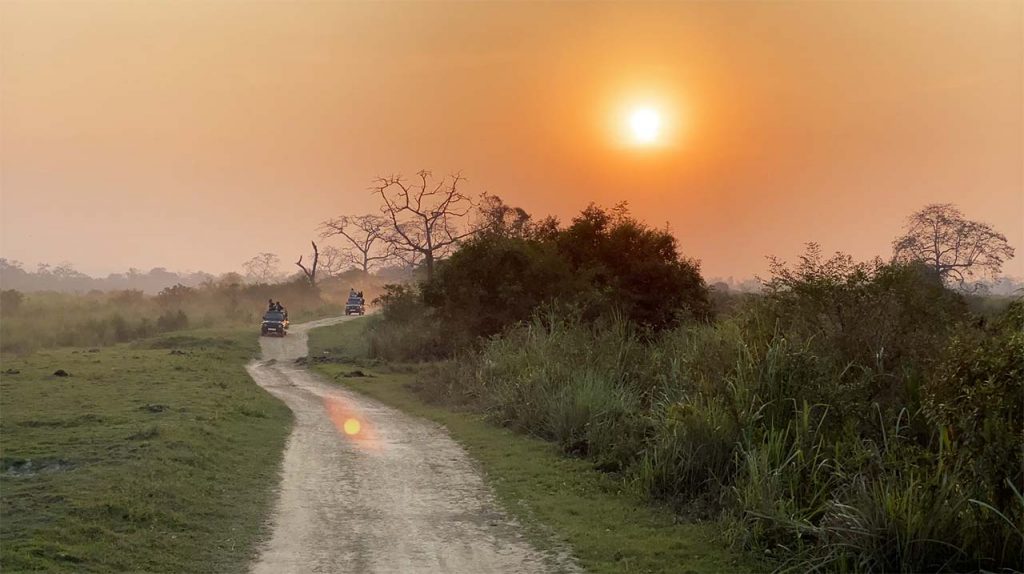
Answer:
[0,259,416,295]
[0,260,215,294]
[704,273,1024,296]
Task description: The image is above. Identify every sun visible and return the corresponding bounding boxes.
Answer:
[628,107,661,145]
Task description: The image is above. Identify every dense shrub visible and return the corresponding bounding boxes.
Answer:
[1,289,24,314]
[412,246,1023,572]
[373,203,713,361]
[759,245,967,376]
[366,284,448,361]
[423,236,576,340]
[555,204,711,329]
[924,299,1023,512]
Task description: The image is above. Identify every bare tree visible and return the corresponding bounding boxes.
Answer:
[242,252,282,284]
[373,170,477,279]
[316,245,348,278]
[319,214,395,274]
[893,203,1015,288]
[295,241,319,286]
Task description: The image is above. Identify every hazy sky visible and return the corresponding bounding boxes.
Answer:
[2,1,1021,279]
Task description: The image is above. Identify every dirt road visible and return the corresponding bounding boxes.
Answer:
[247,317,566,574]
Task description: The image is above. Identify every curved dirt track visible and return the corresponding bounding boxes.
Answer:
[247,317,566,574]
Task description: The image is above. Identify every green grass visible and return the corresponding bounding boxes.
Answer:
[0,328,291,573]
[308,318,756,574]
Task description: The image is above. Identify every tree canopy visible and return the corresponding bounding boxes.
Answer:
[893,203,1015,288]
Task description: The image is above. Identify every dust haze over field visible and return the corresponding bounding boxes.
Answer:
[1,1,1021,278]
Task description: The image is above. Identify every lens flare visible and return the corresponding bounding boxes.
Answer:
[343,418,361,436]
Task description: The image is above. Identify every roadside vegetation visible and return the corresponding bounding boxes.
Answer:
[346,200,1022,572]
[0,277,344,355]
[308,319,753,573]
[0,329,290,572]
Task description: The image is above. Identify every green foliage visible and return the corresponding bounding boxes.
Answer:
[555,204,712,330]
[924,299,1023,511]
[410,244,1023,572]
[308,320,754,574]
[378,202,713,360]
[423,236,576,339]
[366,284,447,361]
[760,244,967,375]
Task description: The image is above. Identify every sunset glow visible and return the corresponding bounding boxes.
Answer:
[628,107,662,145]
[0,2,1020,279]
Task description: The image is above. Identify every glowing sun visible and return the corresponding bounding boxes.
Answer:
[628,107,662,145]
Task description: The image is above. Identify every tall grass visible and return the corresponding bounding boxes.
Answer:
[417,305,1023,572]
[0,281,342,354]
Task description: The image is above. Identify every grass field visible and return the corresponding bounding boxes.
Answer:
[308,318,756,574]
[0,328,290,573]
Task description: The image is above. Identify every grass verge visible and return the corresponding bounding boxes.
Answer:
[0,328,291,573]
[308,318,755,574]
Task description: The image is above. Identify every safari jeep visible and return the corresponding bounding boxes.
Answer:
[345,296,365,316]
[261,310,288,336]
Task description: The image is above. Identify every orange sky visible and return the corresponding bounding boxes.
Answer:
[1,1,1021,279]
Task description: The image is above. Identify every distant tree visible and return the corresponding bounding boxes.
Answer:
[295,241,320,286]
[319,214,395,274]
[316,245,349,278]
[52,262,78,278]
[1,289,24,314]
[156,284,195,308]
[475,194,560,241]
[0,259,23,271]
[242,253,282,284]
[0,260,28,289]
[893,204,1016,288]
[373,170,478,280]
[217,271,246,287]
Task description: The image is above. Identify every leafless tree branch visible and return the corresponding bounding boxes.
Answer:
[893,203,1015,289]
[371,170,479,279]
[295,241,319,286]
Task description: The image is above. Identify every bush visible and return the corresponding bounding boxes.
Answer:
[1,289,24,314]
[759,245,967,376]
[418,203,713,346]
[555,204,712,329]
[409,247,1023,572]
[156,310,189,332]
[925,299,1023,515]
[423,236,575,340]
[367,284,447,361]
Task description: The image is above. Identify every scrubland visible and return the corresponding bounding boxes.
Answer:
[356,206,1023,573]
